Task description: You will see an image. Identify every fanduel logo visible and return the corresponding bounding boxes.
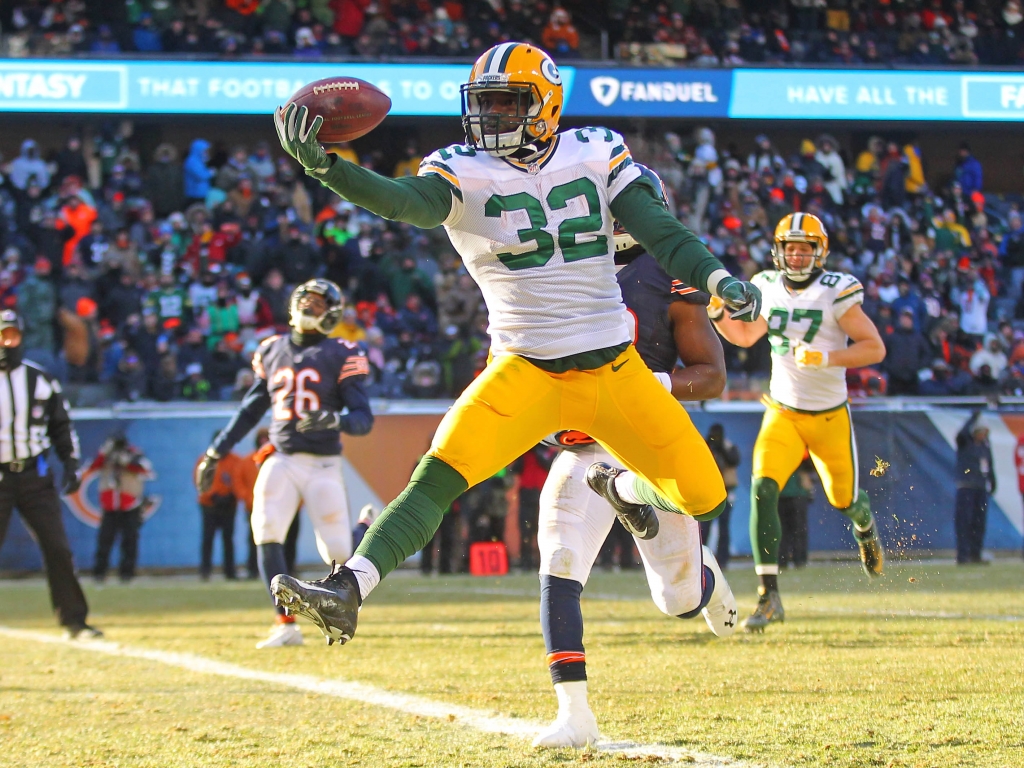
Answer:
[589,76,719,107]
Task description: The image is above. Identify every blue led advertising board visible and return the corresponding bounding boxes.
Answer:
[1,59,1023,122]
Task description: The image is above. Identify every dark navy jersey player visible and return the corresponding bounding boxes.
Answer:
[532,165,735,749]
[206,280,373,457]
[195,278,376,649]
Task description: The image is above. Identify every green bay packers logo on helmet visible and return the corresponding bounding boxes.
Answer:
[772,212,829,282]
[461,43,564,157]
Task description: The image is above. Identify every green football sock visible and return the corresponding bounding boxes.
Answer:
[750,477,781,574]
[625,476,726,522]
[839,489,873,531]
[355,456,468,578]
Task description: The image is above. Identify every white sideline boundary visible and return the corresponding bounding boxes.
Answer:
[0,626,749,767]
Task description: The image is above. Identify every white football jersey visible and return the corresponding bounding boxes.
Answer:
[418,128,642,360]
[751,269,865,411]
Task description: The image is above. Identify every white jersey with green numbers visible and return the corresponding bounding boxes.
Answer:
[417,127,642,360]
[751,269,865,412]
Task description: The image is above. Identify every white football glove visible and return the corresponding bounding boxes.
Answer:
[794,343,829,369]
[654,372,673,392]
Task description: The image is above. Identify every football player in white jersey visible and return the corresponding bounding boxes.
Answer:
[710,212,887,632]
[267,43,762,649]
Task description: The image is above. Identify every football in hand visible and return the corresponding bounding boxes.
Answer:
[287,77,391,144]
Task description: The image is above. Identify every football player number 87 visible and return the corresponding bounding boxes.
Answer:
[484,178,608,270]
[767,308,823,355]
[272,367,321,420]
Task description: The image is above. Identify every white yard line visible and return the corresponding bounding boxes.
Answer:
[0,626,749,767]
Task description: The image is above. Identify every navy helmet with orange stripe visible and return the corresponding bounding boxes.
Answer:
[614,163,668,265]
[289,278,344,335]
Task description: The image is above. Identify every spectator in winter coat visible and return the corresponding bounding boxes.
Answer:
[954,270,990,340]
[17,256,56,367]
[969,335,1008,380]
[144,143,185,217]
[90,431,152,582]
[954,411,995,564]
[882,309,932,395]
[9,139,50,191]
[815,134,847,206]
[879,142,908,209]
[999,212,1024,298]
[954,143,983,198]
[890,278,928,331]
[55,136,88,183]
[184,139,214,205]
[541,8,579,53]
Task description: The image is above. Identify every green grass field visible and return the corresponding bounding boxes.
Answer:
[1,561,1022,768]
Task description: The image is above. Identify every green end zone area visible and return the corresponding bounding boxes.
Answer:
[0,562,1021,767]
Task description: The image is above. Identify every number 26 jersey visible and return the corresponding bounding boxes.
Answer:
[750,269,865,412]
[418,128,642,361]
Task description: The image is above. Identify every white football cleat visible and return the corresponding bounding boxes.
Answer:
[533,681,600,748]
[700,545,738,637]
[256,620,304,649]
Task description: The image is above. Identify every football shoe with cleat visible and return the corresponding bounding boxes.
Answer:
[271,563,360,646]
[256,618,304,649]
[585,463,659,540]
[741,588,785,633]
[853,520,885,577]
[700,546,738,637]
[533,682,600,749]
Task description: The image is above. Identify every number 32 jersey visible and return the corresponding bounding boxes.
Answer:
[751,269,864,412]
[418,128,642,361]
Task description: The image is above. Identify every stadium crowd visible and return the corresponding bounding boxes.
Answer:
[4,0,1024,65]
[1,121,1021,403]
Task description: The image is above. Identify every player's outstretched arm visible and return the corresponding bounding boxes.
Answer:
[707,295,769,347]
[275,104,452,230]
[609,181,761,321]
[668,301,726,400]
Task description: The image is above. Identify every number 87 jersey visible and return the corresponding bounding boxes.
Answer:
[751,269,865,412]
[418,127,642,361]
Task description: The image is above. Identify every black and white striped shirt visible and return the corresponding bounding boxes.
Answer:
[0,360,80,465]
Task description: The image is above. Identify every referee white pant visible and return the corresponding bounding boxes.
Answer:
[539,443,704,616]
[251,452,352,565]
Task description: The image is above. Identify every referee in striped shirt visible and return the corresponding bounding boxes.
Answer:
[0,309,101,639]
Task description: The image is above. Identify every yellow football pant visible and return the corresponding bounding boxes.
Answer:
[751,399,858,509]
[428,344,725,516]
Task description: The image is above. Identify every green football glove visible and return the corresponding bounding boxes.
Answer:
[718,278,762,322]
[275,103,331,176]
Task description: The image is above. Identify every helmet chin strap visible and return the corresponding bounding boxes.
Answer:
[783,268,821,289]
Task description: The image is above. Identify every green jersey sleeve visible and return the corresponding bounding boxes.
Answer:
[609,179,727,294]
[314,158,453,229]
